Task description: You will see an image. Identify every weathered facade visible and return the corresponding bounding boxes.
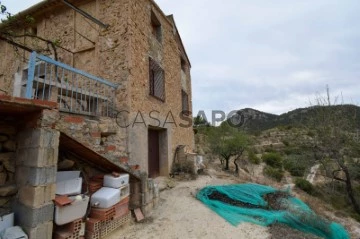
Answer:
[0,0,194,177]
[0,96,147,238]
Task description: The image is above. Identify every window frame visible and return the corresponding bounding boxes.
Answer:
[149,57,165,102]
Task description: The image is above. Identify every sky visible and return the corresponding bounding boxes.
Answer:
[4,0,360,116]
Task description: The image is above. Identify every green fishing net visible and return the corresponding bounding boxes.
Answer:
[196,183,349,239]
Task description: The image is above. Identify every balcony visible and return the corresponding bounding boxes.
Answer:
[15,52,118,117]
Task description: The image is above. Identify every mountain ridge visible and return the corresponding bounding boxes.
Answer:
[231,104,360,132]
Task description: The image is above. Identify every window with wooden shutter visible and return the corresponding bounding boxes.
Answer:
[149,58,165,101]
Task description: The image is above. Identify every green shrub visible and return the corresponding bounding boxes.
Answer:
[283,157,306,177]
[248,150,261,164]
[262,152,283,168]
[288,165,306,177]
[264,166,284,182]
[295,178,314,195]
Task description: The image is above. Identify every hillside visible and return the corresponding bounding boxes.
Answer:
[231,105,360,133]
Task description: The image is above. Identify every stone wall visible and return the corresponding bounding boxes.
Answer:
[0,0,195,176]
[56,113,128,164]
[126,0,195,175]
[0,29,25,96]
[0,118,17,211]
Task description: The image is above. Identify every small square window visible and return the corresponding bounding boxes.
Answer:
[151,11,162,43]
[149,58,165,101]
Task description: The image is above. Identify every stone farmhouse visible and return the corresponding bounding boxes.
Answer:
[0,0,194,238]
[0,0,194,177]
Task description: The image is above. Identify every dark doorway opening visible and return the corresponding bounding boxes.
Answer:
[148,129,160,178]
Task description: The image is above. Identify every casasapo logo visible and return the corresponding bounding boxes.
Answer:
[114,109,253,128]
[195,110,253,127]
[227,110,253,127]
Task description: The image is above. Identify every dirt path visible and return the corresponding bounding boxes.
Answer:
[107,173,270,239]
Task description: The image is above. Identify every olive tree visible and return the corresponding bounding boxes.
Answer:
[208,122,250,172]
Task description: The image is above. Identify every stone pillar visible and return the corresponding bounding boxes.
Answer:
[0,123,17,214]
[15,127,59,239]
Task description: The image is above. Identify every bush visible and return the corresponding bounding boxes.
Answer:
[248,150,261,164]
[283,156,306,177]
[288,165,306,177]
[262,152,283,168]
[264,166,284,182]
[295,178,314,195]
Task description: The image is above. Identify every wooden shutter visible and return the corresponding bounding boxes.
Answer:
[149,58,165,101]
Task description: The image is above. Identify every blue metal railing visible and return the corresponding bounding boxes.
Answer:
[25,51,118,117]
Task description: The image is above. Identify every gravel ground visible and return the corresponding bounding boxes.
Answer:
[107,173,271,239]
[102,156,360,239]
[106,167,342,239]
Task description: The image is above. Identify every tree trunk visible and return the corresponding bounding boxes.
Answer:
[224,158,230,171]
[334,156,360,215]
[234,157,239,173]
[343,167,360,214]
